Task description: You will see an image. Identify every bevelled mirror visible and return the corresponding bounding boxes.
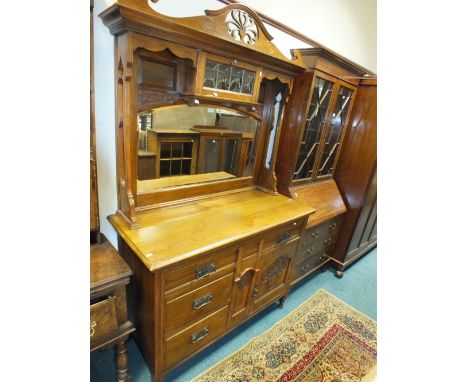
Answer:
[136,105,260,193]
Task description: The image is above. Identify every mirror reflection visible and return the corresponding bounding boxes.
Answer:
[137,105,260,191]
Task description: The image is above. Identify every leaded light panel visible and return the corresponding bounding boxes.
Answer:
[204,60,256,95]
[317,86,354,178]
[293,77,334,181]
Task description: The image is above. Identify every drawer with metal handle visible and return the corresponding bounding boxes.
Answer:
[164,245,237,292]
[90,296,118,345]
[291,252,330,284]
[165,273,233,333]
[262,220,303,252]
[164,305,229,370]
[302,216,343,248]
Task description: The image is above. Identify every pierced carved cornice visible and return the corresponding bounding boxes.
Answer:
[99,0,306,75]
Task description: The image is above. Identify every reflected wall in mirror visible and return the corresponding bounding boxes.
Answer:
[137,105,260,192]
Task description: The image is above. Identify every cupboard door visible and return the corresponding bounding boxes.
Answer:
[316,85,355,179]
[252,241,297,311]
[293,76,335,181]
[230,256,258,328]
[347,171,377,260]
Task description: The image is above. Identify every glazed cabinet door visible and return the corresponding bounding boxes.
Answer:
[316,84,355,180]
[293,75,335,182]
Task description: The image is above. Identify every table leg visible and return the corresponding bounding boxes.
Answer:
[114,337,131,382]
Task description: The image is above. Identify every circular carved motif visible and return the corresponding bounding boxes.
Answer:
[225,9,258,45]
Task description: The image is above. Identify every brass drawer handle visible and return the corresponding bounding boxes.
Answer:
[191,326,209,344]
[300,264,309,273]
[195,263,216,279]
[277,232,291,245]
[328,221,337,229]
[192,292,213,310]
[90,321,97,337]
[323,237,332,245]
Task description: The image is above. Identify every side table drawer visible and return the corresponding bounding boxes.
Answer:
[90,296,118,344]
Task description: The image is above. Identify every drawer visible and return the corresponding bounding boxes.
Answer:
[164,246,237,292]
[164,305,229,370]
[262,221,302,252]
[90,296,118,344]
[165,273,233,333]
[296,235,336,264]
[291,251,329,283]
[302,216,342,248]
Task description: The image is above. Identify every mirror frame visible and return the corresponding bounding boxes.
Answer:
[100,1,306,228]
[136,102,264,208]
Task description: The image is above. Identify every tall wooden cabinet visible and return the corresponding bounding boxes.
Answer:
[331,79,377,277]
[276,48,372,283]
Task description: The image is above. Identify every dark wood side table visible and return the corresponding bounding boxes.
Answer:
[91,236,135,382]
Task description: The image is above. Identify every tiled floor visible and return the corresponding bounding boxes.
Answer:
[91,248,377,381]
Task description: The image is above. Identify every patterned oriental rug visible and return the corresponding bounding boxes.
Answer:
[193,289,377,382]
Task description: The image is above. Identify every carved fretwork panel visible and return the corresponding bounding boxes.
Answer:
[261,256,289,292]
[100,1,306,70]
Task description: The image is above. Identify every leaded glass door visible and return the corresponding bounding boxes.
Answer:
[316,85,355,179]
[293,76,335,181]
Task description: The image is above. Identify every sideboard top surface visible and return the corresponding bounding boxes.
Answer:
[109,190,315,271]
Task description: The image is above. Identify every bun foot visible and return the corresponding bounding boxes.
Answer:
[334,270,344,279]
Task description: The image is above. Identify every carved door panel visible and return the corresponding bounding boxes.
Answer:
[252,241,298,312]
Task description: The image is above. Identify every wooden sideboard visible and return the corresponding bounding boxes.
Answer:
[90,237,136,381]
[97,1,376,380]
[109,190,314,381]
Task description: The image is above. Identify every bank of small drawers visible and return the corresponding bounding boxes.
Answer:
[163,246,237,369]
[291,216,343,284]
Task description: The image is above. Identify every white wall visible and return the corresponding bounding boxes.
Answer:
[93,0,376,248]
